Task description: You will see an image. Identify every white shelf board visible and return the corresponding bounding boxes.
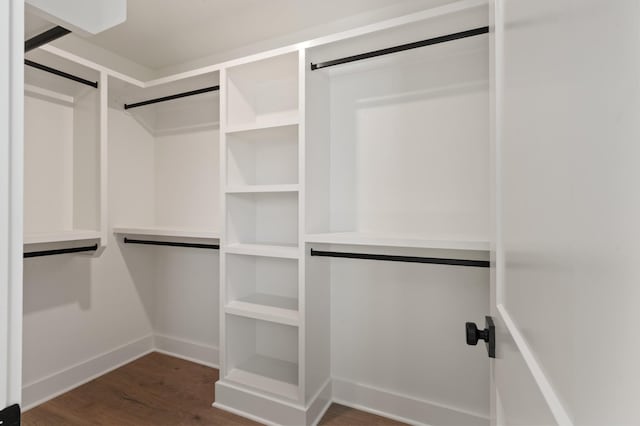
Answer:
[304,232,489,251]
[225,243,299,259]
[226,295,299,326]
[225,184,299,194]
[112,226,220,240]
[24,230,101,245]
[226,355,299,400]
[225,117,299,134]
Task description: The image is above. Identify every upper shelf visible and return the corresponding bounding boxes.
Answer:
[24,230,102,246]
[304,232,489,252]
[113,226,220,240]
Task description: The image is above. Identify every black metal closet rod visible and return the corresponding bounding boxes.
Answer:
[24,59,99,88]
[310,248,489,268]
[124,85,220,110]
[310,26,489,71]
[24,244,99,259]
[123,237,220,250]
[25,25,71,52]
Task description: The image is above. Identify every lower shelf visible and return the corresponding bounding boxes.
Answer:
[225,295,299,326]
[226,355,299,400]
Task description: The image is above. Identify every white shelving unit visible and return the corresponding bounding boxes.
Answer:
[23,48,108,251]
[216,49,328,424]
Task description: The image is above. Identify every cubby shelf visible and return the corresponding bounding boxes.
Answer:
[225,118,299,135]
[225,243,299,259]
[225,296,299,326]
[113,226,220,240]
[226,355,299,400]
[24,230,101,246]
[225,184,299,194]
[304,232,489,252]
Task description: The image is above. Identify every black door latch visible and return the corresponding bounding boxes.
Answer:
[0,404,20,426]
[466,316,495,358]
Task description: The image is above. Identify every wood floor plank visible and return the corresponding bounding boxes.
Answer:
[23,352,406,425]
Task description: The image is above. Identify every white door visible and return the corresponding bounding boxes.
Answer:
[490,0,640,424]
[0,0,24,421]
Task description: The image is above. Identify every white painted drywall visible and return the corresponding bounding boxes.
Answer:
[23,95,74,233]
[328,46,489,240]
[154,130,220,230]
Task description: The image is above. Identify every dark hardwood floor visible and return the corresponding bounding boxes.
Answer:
[23,352,406,425]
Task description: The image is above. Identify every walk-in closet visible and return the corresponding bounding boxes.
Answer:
[5,0,628,425]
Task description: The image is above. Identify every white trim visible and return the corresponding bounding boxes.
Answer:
[496,304,573,426]
[331,378,489,426]
[153,333,219,369]
[214,377,332,425]
[310,398,332,426]
[213,402,281,426]
[0,0,24,409]
[22,334,154,411]
[0,0,11,407]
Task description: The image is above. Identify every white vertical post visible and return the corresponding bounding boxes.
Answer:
[99,71,108,246]
[0,0,24,410]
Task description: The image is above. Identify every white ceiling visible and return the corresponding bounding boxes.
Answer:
[26,0,451,72]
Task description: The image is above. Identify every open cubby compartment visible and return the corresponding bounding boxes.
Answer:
[225,253,299,325]
[305,2,491,244]
[225,315,300,400]
[109,71,220,136]
[24,49,104,247]
[226,124,299,188]
[109,72,221,236]
[226,192,299,248]
[226,51,299,131]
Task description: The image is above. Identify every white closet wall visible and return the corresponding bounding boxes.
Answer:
[22,104,156,410]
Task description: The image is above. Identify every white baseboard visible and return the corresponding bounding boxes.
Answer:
[22,334,154,411]
[214,378,331,426]
[332,378,490,426]
[153,333,219,369]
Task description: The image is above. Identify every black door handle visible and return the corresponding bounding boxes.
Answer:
[465,316,495,358]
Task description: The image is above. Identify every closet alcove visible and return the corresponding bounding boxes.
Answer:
[21,1,493,425]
